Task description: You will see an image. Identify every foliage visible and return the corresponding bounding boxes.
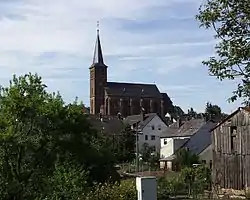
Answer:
[180,165,211,198]
[158,165,211,199]
[175,148,200,170]
[205,102,228,121]
[187,107,198,119]
[196,0,250,104]
[141,143,153,162]
[157,176,185,199]
[43,162,89,200]
[0,73,118,199]
[84,180,136,200]
[113,125,136,163]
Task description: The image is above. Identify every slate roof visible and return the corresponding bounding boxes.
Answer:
[105,82,162,98]
[88,115,125,135]
[182,121,216,155]
[124,113,163,130]
[89,30,107,69]
[160,119,205,138]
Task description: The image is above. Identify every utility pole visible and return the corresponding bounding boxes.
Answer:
[135,122,141,173]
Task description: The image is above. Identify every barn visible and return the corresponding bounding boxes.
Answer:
[211,107,250,191]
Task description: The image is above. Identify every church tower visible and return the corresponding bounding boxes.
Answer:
[89,23,108,115]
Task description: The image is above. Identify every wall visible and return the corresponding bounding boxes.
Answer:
[160,137,190,158]
[212,109,250,190]
[138,115,167,153]
[199,144,212,168]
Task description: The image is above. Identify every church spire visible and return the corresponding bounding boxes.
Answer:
[93,21,104,64]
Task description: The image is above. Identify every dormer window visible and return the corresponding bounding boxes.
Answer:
[141,89,144,93]
[123,87,126,92]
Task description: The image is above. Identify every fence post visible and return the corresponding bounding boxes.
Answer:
[136,176,157,200]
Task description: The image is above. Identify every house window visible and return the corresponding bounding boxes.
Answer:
[209,160,212,169]
[202,160,206,164]
[151,135,156,140]
[164,139,167,145]
[158,125,161,130]
[230,126,237,152]
[145,135,148,140]
[152,125,155,130]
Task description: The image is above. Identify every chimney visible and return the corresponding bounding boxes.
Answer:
[141,107,146,121]
[177,117,182,128]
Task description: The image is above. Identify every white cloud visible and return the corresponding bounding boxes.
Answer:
[1,0,235,112]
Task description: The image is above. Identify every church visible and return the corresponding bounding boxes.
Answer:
[89,29,174,118]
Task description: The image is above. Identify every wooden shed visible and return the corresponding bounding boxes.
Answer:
[211,107,250,191]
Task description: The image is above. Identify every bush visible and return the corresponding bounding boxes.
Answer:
[84,179,136,200]
[43,163,89,200]
[157,176,185,200]
[179,165,211,198]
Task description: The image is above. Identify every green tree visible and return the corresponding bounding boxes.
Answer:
[196,0,250,104]
[205,102,222,120]
[114,125,135,163]
[175,148,200,170]
[187,107,197,119]
[0,73,117,199]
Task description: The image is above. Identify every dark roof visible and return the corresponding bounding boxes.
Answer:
[161,93,172,105]
[210,107,250,132]
[90,31,107,69]
[124,113,162,129]
[105,82,162,98]
[160,119,205,138]
[182,121,216,155]
[88,115,125,135]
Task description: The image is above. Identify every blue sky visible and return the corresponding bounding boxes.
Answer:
[0,0,242,113]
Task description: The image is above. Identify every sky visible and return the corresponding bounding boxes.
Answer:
[0,0,243,114]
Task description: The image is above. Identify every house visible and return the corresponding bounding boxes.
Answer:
[183,121,215,167]
[211,107,250,191]
[124,113,168,153]
[159,118,215,170]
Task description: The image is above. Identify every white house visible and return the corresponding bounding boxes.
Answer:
[125,113,168,153]
[159,119,211,170]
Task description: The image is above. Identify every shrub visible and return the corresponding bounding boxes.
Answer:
[84,179,136,200]
[180,165,211,198]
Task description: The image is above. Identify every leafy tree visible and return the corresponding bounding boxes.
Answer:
[196,0,250,104]
[113,125,135,163]
[187,107,197,119]
[140,143,154,162]
[0,73,117,199]
[175,148,200,170]
[45,162,89,200]
[205,102,228,121]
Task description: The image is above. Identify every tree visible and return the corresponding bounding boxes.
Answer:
[196,0,250,104]
[205,102,222,120]
[175,148,200,171]
[0,73,117,199]
[114,125,135,163]
[187,107,197,119]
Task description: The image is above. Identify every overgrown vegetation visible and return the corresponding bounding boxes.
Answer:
[174,148,200,171]
[82,165,212,200]
[0,73,120,199]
